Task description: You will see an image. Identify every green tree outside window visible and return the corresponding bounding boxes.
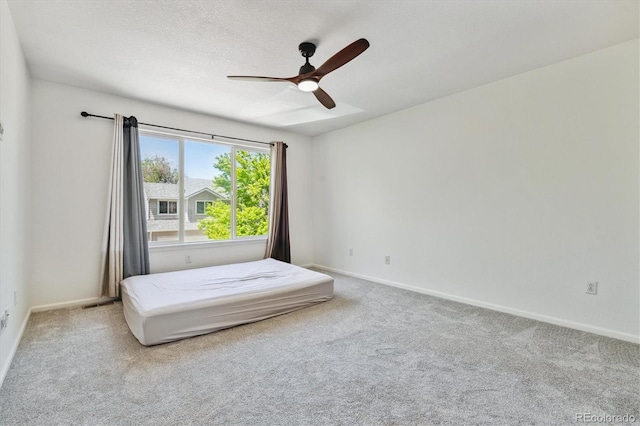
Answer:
[198,151,270,240]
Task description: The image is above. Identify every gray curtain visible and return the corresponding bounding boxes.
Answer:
[122,116,150,279]
[100,115,149,298]
[265,142,290,263]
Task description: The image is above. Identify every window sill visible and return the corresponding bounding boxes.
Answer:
[149,237,267,252]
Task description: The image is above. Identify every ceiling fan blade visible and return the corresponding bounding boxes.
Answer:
[313,38,370,79]
[227,75,296,83]
[313,87,336,109]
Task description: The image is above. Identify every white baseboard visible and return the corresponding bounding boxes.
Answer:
[312,264,640,344]
[31,296,118,313]
[0,307,32,389]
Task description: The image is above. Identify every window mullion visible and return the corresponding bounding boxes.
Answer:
[178,138,185,243]
[230,146,237,240]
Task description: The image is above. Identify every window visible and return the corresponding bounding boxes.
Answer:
[195,200,213,215]
[158,200,178,215]
[140,130,270,244]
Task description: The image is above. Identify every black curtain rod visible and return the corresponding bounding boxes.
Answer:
[80,111,282,147]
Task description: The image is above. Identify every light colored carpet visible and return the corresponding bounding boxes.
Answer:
[1,271,638,425]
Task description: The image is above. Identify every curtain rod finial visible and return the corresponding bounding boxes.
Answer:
[81,111,89,117]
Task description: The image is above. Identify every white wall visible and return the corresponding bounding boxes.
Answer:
[312,39,639,342]
[0,0,32,383]
[30,80,314,308]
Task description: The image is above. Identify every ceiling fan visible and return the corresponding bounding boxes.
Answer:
[227,38,370,109]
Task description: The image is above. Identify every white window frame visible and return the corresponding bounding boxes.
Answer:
[140,128,270,247]
[157,199,178,215]
[195,200,214,215]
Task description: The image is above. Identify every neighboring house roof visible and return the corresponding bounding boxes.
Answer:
[144,182,177,200]
[185,178,226,198]
[143,178,227,200]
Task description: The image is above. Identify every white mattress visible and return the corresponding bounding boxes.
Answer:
[121,258,333,346]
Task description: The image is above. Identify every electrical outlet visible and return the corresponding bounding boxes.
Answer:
[185,255,192,264]
[385,256,390,265]
[586,281,598,295]
[349,248,353,256]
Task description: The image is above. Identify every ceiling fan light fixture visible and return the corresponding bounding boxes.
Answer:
[298,78,319,92]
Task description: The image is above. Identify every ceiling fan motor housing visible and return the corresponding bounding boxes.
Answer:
[299,63,316,75]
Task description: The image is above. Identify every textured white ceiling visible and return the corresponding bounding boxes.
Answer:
[6,0,639,136]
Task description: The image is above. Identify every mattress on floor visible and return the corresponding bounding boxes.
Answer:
[121,258,333,346]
